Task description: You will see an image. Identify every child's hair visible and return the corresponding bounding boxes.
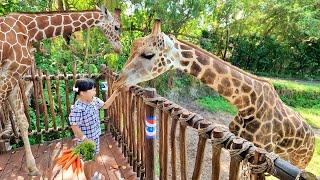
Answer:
[73,78,96,102]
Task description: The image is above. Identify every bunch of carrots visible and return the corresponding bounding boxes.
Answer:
[55,148,84,174]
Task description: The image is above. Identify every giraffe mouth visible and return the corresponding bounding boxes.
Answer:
[112,74,127,91]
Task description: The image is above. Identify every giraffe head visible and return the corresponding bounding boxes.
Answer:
[97,6,122,53]
[113,19,179,89]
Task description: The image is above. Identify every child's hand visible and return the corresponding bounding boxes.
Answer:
[119,85,130,92]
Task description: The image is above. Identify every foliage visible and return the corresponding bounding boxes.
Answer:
[73,140,96,161]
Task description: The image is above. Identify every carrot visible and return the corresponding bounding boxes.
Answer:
[76,156,81,174]
[62,149,72,154]
[64,154,78,170]
[72,158,77,173]
[56,153,72,165]
[58,153,73,167]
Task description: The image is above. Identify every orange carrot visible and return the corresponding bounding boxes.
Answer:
[62,149,72,154]
[72,158,77,173]
[64,154,77,170]
[56,153,72,165]
[58,153,73,166]
[76,156,81,174]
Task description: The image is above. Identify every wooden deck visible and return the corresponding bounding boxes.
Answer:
[0,133,137,180]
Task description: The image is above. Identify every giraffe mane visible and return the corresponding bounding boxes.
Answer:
[9,9,99,15]
[177,38,272,85]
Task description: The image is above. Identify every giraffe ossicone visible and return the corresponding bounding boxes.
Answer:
[113,19,315,169]
[0,6,122,176]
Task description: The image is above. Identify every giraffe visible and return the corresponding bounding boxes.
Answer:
[0,6,122,175]
[113,20,315,169]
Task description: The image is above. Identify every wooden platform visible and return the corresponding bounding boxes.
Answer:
[0,133,137,180]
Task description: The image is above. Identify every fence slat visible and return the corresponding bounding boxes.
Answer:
[30,66,41,132]
[64,72,71,116]
[45,71,57,130]
[179,123,187,180]
[143,88,156,180]
[192,135,207,180]
[170,115,178,180]
[38,70,49,131]
[55,73,64,128]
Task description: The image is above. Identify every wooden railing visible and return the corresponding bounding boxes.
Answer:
[103,66,317,180]
[0,65,108,140]
[0,64,317,179]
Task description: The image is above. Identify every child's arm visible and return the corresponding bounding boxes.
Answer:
[102,90,120,109]
[71,125,86,140]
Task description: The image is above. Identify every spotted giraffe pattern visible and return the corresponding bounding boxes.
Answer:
[0,7,121,175]
[113,20,315,169]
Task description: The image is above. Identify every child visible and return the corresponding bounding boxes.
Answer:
[68,78,120,179]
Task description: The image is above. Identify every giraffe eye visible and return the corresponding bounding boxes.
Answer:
[115,26,120,31]
[141,53,155,60]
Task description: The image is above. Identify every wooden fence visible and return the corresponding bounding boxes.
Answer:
[0,64,317,180]
[103,67,317,180]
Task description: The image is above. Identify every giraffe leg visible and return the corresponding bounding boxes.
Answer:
[0,81,33,139]
[8,85,40,176]
[0,103,13,139]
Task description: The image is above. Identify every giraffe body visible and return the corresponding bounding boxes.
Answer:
[113,20,315,168]
[0,7,121,175]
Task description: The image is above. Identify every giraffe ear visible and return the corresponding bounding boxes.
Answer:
[114,8,121,21]
[95,5,101,11]
[100,6,112,20]
[151,19,161,35]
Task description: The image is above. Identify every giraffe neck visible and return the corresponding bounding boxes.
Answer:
[14,11,104,42]
[175,39,271,110]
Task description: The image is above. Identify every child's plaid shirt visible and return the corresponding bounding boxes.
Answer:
[68,97,104,142]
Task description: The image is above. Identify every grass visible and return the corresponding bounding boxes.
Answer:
[196,96,237,115]
[271,79,320,129]
[306,136,320,176]
[196,78,320,176]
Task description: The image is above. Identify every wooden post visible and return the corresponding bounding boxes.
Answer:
[229,138,244,180]
[212,127,224,180]
[143,88,156,180]
[250,148,266,180]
